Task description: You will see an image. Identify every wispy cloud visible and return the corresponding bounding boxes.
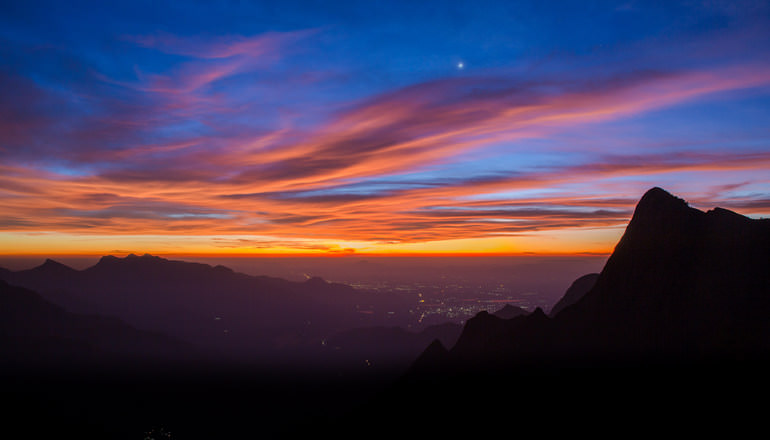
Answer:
[2,23,769,253]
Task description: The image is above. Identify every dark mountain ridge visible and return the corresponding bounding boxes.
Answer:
[549,272,598,317]
[318,302,528,373]
[325,187,770,438]
[0,253,414,368]
[491,303,529,319]
[0,279,193,371]
[423,187,770,370]
[553,187,770,362]
[3,187,767,438]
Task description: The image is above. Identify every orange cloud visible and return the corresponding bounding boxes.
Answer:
[2,58,770,255]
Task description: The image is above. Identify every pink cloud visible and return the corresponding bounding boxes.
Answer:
[3,58,770,246]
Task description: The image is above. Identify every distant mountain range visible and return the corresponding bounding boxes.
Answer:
[0,279,193,370]
[0,250,532,373]
[0,252,418,369]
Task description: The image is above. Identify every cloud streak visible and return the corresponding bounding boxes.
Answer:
[1,21,770,254]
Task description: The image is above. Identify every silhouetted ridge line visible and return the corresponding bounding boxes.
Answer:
[31,258,77,274]
[41,258,74,269]
[406,339,450,378]
[0,252,415,370]
[492,303,529,319]
[558,187,769,360]
[550,273,599,317]
[0,279,193,369]
[408,187,770,376]
[334,188,770,439]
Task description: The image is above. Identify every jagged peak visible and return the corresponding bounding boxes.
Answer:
[95,253,167,267]
[407,338,450,376]
[425,338,448,353]
[624,188,758,241]
[635,188,753,223]
[94,255,122,267]
[36,258,75,272]
[706,206,749,221]
[460,310,498,332]
[622,188,703,240]
[635,187,691,214]
[493,304,529,319]
[125,253,160,259]
[529,307,547,319]
[462,310,504,331]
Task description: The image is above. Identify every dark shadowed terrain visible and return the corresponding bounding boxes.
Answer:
[1,188,768,438]
[323,187,770,438]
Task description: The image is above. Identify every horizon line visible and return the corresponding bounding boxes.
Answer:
[0,250,613,259]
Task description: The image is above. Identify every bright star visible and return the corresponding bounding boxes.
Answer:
[457,61,465,69]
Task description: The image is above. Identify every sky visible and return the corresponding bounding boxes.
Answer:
[1,0,769,256]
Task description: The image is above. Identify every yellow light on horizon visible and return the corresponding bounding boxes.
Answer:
[0,225,623,257]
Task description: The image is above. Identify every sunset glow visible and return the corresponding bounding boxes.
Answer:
[1,1,769,256]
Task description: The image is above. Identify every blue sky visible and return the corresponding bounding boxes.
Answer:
[1,0,769,255]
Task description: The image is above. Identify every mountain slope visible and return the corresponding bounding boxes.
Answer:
[322,321,463,372]
[329,187,770,438]
[553,187,770,361]
[492,303,529,319]
[0,253,413,367]
[436,187,770,367]
[549,272,598,317]
[321,302,525,373]
[0,280,192,369]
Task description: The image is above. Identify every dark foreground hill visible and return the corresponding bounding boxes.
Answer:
[320,187,770,438]
[419,187,770,368]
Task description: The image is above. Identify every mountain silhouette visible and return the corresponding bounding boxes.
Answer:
[551,187,770,361]
[549,272,598,317]
[0,280,192,370]
[491,303,530,319]
[323,321,463,373]
[321,302,528,373]
[424,187,770,368]
[326,187,770,438]
[3,187,767,438]
[0,253,414,369]
[0,257,418,438]
[0,276,389,439]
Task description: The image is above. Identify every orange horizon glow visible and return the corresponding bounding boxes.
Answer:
[0,222,622,258]
[0,251,615,258]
